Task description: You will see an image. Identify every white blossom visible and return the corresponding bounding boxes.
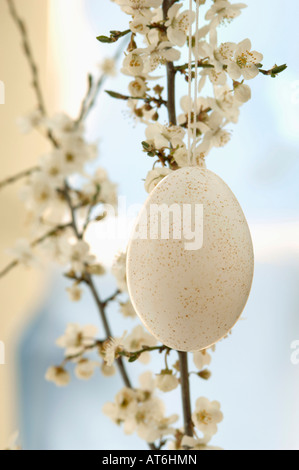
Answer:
[234,82,252,103]
[83,167,118,207]
[172,147,189,168]
[202,111,231,150]
[63,240,95,273]
[192,397,223,437]
[206,1,247,27]
[38,151,67,184]
[101,363,117,377]
[124,325,157,364]
[100,58,117,76]
[142,42,181,73]
[120,300,137,318]
[115,0,162,17]
[144,167,172,193]
[193,349,212,370]
[156,371,179,392]
[122,52,145,77]
[227,39,263,80]
[45,366,71,387]
[20,172,56,215]
[178,95,211,134]
[111,251,128,292]
[129,15,151,35]
[75,359,99,380]
[129,77,147,98]
[16,109,43,134]
[56,323,97,356]
[145,122,185,149]
[66,284,83,302]
[166,3,195,47]
[104,333,126,366]
[8,239,37,268]
[208,87,240,123]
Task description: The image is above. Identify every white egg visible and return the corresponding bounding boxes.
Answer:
[127,167,254,352]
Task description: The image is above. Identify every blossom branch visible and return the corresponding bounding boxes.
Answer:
[6,0,59,148]
[0,223,72,279]
[6,0,46,116]
[119,344,171,363]
[0,166,39,191]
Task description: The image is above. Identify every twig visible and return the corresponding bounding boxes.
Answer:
[6,0,59,148]
[102,289,121,307]
[0,166,39,191]
[6,0,46,115]
[74,41,126,128]
[119,344,170,362]
[0,223,72,279]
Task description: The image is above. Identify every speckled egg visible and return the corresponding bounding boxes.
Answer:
[127,167,254,352]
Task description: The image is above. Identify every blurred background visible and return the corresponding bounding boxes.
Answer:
[0,0,298,450]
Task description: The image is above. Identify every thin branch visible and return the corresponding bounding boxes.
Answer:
[119,344,170,362]
[102,289,121,307]
[74,41,127,129]
[6,0,46,116]
[162,0,177,126]
[0,223,72,279]
[0,166,39,191]
[6,0,59,148]
[178,352,193,437]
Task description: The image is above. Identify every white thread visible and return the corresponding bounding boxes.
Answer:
[193,0,200,162]
[187,0,200,165]
[187,0,193,166]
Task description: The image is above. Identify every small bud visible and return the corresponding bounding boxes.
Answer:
[153,85,164,96]
[198,369,212,380]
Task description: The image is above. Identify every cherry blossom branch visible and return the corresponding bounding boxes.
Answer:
[6,0,46,116]
[60,182,161,448]
[119,344,171,363]
[60,340,169,367]
[175,60,287,79]
[6,0,59,148]
[0,166,39,191]
[78,42,126,126]
[0,223,72,279]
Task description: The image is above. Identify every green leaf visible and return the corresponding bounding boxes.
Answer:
[128,356,138,363]
[96,35,114,44]
[271,64,288,76]
[105,90,129,100]
[97,29,131,44]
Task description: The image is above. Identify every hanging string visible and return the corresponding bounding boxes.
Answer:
[187,0,193,166]
[193,0,200,162]
[187,0,200,166]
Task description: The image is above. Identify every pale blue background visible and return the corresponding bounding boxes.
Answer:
[18,0,299,450]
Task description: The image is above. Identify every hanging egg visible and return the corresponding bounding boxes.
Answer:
[126,167,254,352]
